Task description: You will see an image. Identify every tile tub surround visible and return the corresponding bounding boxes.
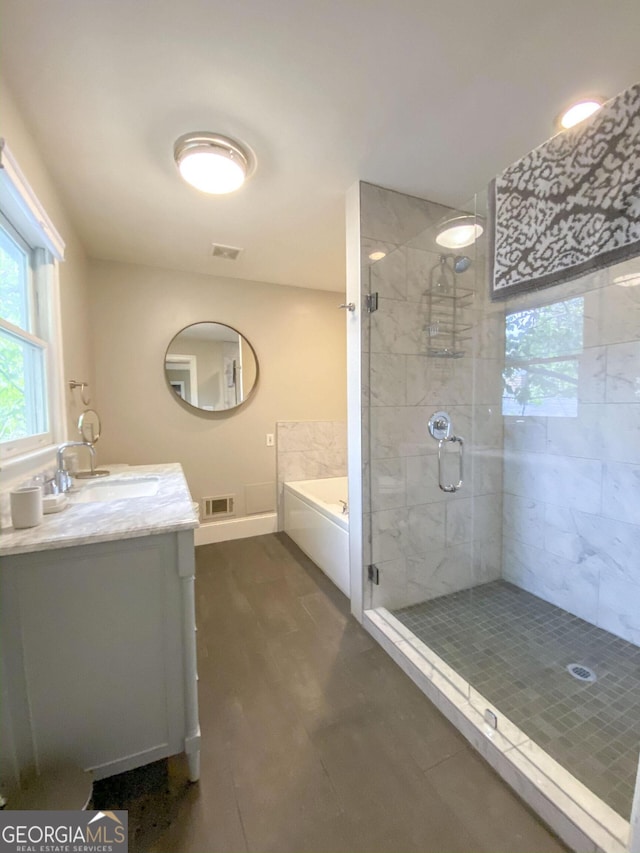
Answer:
[502,256,640,646]
[393,580,640,821]
[275,420,347,528]
[360,183,504,611]
[0,463,198,556]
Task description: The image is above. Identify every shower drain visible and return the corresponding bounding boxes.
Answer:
[567,663,597,683]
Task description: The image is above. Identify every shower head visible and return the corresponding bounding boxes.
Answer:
[453,255,471,274]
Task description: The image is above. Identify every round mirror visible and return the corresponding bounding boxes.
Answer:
[164,322,259,412]
[78,409,101,444]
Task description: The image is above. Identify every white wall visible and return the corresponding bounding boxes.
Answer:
[88,259,346,517]
[0,76,93,439]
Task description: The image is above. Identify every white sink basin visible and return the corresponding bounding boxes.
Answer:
[71,477,160,503]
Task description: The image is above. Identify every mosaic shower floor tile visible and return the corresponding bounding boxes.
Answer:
[394,580,640,818]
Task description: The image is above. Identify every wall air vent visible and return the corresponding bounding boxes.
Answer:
[201,495,235,521]
[211,243,243,260]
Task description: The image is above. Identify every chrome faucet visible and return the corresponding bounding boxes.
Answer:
[55,441,96,493]
[339,499,348,515]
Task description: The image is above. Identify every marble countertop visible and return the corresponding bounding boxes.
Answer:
[0,463,198,557]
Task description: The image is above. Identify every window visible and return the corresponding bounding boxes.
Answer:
[0,215,50,453]
[502,296,584,417]
[0,140,66,464]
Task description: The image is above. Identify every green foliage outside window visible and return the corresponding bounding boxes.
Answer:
[502,296,584,417]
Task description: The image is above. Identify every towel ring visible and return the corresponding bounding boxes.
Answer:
[69,380,91,406]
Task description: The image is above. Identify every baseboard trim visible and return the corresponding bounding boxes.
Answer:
[194,512,277,546]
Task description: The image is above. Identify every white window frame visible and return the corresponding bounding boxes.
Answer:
[0,139,66,474]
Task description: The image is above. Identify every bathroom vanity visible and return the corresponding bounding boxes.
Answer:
[0,463,200,788]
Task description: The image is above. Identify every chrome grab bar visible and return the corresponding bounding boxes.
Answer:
[437,434,464,493]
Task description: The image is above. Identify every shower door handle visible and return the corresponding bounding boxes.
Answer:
[438,435,464,493]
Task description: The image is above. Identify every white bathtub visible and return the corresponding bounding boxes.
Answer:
[283,476,350,598]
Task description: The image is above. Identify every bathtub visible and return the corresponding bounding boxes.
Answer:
[283,476,350,598]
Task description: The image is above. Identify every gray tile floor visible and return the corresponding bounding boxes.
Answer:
[394,580,640,819]
[93,536,567,852]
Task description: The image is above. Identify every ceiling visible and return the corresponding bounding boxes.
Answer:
[1,1,639,294]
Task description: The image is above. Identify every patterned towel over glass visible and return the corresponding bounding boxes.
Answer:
[489,82,640,300]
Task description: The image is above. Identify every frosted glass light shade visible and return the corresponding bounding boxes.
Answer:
[174,133,250,194]
[436,216,483,249]
[560,99,603,130]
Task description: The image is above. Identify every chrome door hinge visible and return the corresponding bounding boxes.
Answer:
[365,292,379,313]
[367,564,380,585]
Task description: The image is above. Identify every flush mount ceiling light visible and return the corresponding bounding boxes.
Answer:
[369,250,387,261]
[174,133,254,194]
[558,98,604,130]
[435,215,483,249]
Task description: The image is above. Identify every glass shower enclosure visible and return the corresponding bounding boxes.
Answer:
[358,179,640,850]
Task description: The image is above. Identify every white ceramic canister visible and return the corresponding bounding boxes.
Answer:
[10,485,43,529]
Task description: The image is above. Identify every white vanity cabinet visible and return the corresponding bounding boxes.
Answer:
[0,529,200,787]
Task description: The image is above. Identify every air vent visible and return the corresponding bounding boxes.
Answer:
[211,243,243,260]
[201,495,235,520]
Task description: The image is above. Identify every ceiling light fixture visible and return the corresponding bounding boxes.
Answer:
[369,251,387,261]
[435,215,483,249]
[174,133,253,194]
[558,98,604,130]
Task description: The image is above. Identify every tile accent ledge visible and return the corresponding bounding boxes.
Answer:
[364,607,630,853]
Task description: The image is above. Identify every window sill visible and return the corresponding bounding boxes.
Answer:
[0,444,57,489]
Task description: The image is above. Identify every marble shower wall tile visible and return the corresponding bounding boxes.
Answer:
[446,494,502,547]
[370,457,406,511]
[276,420,347,529]
[601,461,640,525]
[370,247,407,301]
[277,420,346,453]
[502,537,599,624]
[504,417,547,453]
[361,182,504,609]
[572,510,640,584]
[370,297,426,354]
[503,493,545,546]
[503,451,602,514]
[474,358,505,405]
[360,182,452,246]
[406,544,474,604]
[578,346,607,403]
[405,355,472,407]
[605,340,640,402]
[501,263,640,647]
[369,353,406,407]
[369,406,434,458]
[597,570,640,646]
[405,247,439,303]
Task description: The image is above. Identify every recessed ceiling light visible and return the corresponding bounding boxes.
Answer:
[174,133,253,194]
[369,251,387,261]
[559,98,604,130]
[436,215,483,249]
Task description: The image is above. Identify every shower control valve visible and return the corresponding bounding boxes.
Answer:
[428,411,452,441]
